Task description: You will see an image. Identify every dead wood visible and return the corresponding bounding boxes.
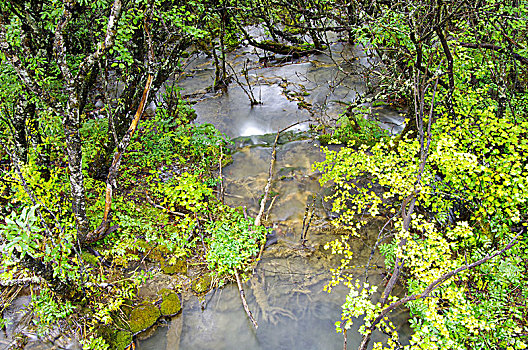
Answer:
[235,269,259,330]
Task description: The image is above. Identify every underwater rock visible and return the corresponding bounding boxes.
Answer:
[128,303,161,334]
[265,230,278,248]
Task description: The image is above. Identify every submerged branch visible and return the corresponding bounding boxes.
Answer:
[235,269,259,330]
[254,131,280,228]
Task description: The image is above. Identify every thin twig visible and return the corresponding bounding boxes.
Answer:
[234,269,258,330]
[302,195,316,246]
[265,195,278,221]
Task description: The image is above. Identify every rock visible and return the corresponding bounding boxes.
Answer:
[165,313,183,350]
[95,99,104,109]
[161,257,187,275]
[265,230,278,248]
[158,289,182,316]
[128,303,161,334]
[191,274,212,294]
[144,100,157,117]
[99,327,132,350]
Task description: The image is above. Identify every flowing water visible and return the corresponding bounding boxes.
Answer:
[138,40,409,349]
[0,38,409,350]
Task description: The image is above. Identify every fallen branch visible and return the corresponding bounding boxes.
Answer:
[237,24,318,59]
[301,195,316,245]
[234,269,258,330]
[254,131,280,228]
[265,194,278,221]
[254,120,310,228]
[458,42,528,66]
[0,277,43,287]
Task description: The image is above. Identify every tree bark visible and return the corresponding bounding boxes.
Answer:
[52,0,123,240]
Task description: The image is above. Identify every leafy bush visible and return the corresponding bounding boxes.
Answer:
[206,208,268,277]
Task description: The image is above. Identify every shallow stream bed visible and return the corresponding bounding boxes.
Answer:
[139,41,409,349]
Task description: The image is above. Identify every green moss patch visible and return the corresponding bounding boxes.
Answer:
[98,327,132,350]
[114,331,133,350]
[80,251,99,266]
[128,302,161,334]
[192,274,212,294]
[161,257,187,275]
[158,289,181,316]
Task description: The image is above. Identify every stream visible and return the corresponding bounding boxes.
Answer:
[139,39,409,349]
[0,36,409,350]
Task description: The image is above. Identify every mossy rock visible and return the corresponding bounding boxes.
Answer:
[192,274,212,294]
[161,257,187,275]
[128,302,161,334]
[98,327,132,350]
[114,331,133,350]
[158,289,182,316]
[317,133,335,145]
[136,239,155,252]
[147,245,170,262]
[80,251,99,266]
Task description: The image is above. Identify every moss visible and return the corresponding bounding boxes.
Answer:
[80,251,99,266]
[192,274,212,294]
[297,101,312,109]
[114,331,132,350]
[158,289,182,316]
[128,302,161,334]
[221,154,233,167]
[317,134,332,145]
[98,327,132,350]
[161,257,187,275]
[136,239,154,252]
[147,245,170,262]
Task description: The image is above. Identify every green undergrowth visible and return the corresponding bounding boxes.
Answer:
[0,99,267,349]
[318,106,389,147]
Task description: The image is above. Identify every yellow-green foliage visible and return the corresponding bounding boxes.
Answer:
[312,2,528,348]
[316,56,528,350]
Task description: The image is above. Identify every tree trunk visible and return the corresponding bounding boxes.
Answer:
[64,104,90,239]
[12,99,31,163]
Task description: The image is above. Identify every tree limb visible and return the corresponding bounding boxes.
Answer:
[85,74,153,244]
[458,42,528,66]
